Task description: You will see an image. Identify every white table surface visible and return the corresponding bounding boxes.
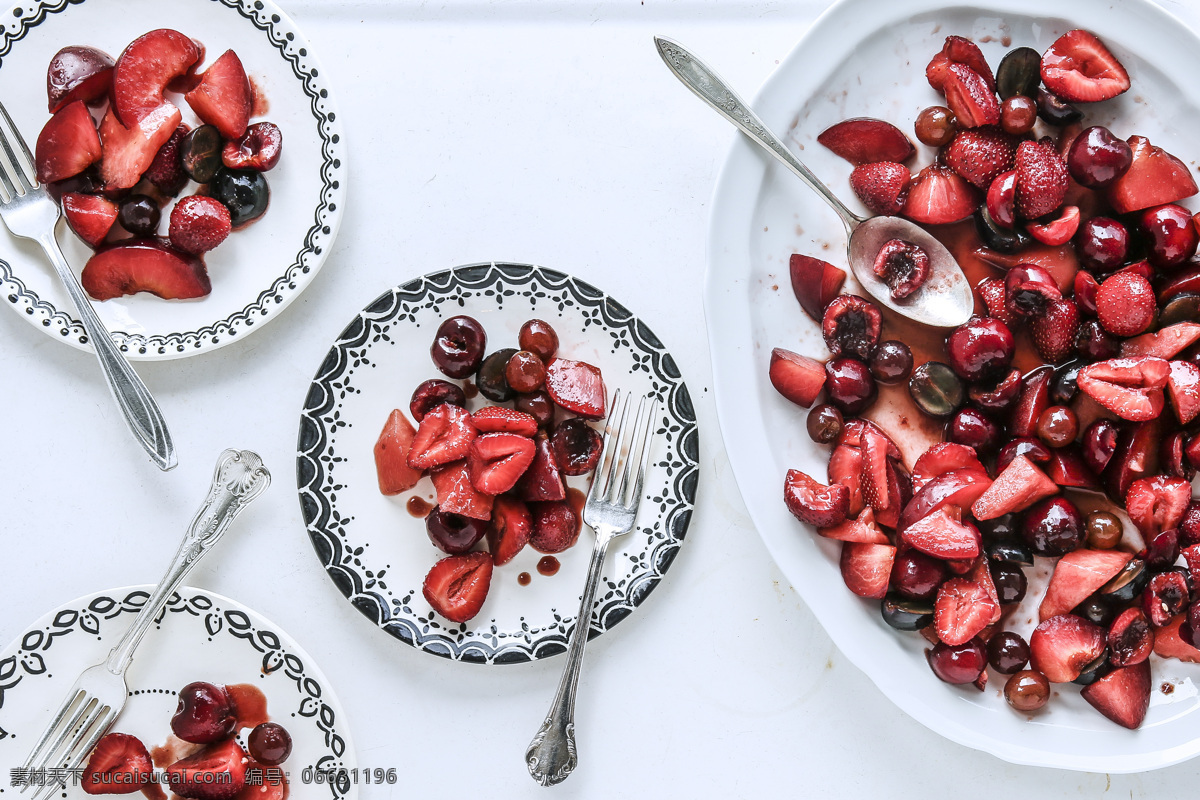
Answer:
[3,0,1200,796]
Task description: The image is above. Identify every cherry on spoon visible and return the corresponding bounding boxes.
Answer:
[655,36,973,329]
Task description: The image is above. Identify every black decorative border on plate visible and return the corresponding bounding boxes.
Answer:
[0,588,353,798]
[297,263,699,664]
[0,0,345,357]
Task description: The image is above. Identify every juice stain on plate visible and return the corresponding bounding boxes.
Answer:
[407,496,433,518]
[537,556,560,576]
[517,572,532,586]
[226,683,268,728]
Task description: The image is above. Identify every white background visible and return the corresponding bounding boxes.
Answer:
[3,0,1200,797]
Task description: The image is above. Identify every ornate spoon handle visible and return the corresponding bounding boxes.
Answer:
[104,449,271,674]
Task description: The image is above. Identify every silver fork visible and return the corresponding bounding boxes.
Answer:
[526,389,657,786]
[0,101,176,470]
[17,449,271,799]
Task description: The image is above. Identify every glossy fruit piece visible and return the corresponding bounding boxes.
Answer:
[985,170,1017,229]
[468,433,534,498]
[116,194,159,237]
[1014,139,1069,219]
[890,549,947,600]
[821,295,882,361]
[914,105,956,147]
[1029,614,1107,683]
[1077,357,1168,421]
[1108,135,1198,214]
[1027,206,1079,246]
[1005,669,1050,711]
[1036,88,1082,126]
[1050,363,1082,405]
[373,409,421,495]
[1036,405,1077,448]
[167,739,247,800]
[476,349,517,402]
[1033,299,1081,365]
[516,434,566,502]
[1045,447,1099,490]
[62,192,117,247]
[901,165,981,224]
[928,639,987,684]
[990,560,1028,604]
[927,35,994,89]
[545,357,606,419]
[1041,30,1130,103]
[429,316,486,379]
[170,681,237,744]
[826,357,877,415]
[1067,126,1132,189]
[1023,496,1084,556]
[907,361,962,418]
[768,348,825,407]
[1140,203,1199,268]
[1145,529,1182,570]
[515,390,555,429]
[410,380,466,422]
[472,406,538,436]
[430,461,493,520]
[1104,419,1163,502]
[817,117,914,165]
[1121,323,1200,361]
[1144,571,1190,628]
[549,418,602,476]
[784,469,849,528]
[47,45,114,113]
[144,123,190,195]
[947,407,999,451]
[425,507,487,554]
[168,195,232,255]
[81,732,152,795]
[934,574,999,646]
[900,506,980,560]
[789,253,846,321]
[223,122,283,172]
[1108,607,1153,667]
[185,50,252,139]
[487,495,532,565]
[1154,614,1200,662]
[1161,431,1194,481]
[872,238,930,299]
[896,468,991,534]
[35,101,101,183]
[1000,95,1037,135]
[179,124,222,183]
[989,630,1031,674]
[880,595,934,631]
[995,437,1051,473]
[1125,475,1190,538]
[972,455,1058,520]
[849,161,910,216]
[210,168,269,227]
[944,127,1017,189]
[1009,366,1053,438]
[996,47,1040,98]
[98,103,182,190]
[1168,360,1200,425]
[837,419,903,455]
[969,367,1021,414]
[407,403,476,470]
[839,541,896,599]
[1075,216,1128,272]
[828,444,865,517]
[941,62,1000,127]
[818,507,887,544]
[505,350,546,393]
[112,30,200,125]
[81,238,209,301]
[530,499,580,553]
[869,340,912,385]
[911,443,985,490]
[974,205,1022,253]
[517,319,559,361]
[1080,660,1150,729]
[806,404,843,444]
[1004,264,1060,319]
[1038,549,1133,621]
[246,723,291,767]
[946,315,1013,381]
[422,552,493,623]
[1076,320,1120,362]
[1160,267,1200,304]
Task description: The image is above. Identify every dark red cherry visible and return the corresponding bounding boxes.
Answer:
[247,722,292,766]
[171,682,236,744]
[505,350,546,393]
[1021,496,1084,557]
[515,390,555,428]
[870,340,913,384]
[824,357,877,415]
[1139,204,1199,268]
[948,407,1000,450]
[518,319,559,361]
[1067,126,1133,189]
[431,316,487,379]
[890,549,947,601]
[987,631,1030,674]
[1081,419,1119,474]
[426,507,487,554]
[409,379,467,422]
[1075,320,1120,362]
[549,418,602,476]
[946,316,1014,381]
[1005,670,1050,711]
[1075,217,1128,272]
[928,640,986,684]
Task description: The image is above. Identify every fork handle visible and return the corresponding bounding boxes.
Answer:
[37,232,177,471]
[103,450,271,675]
[525,532,613,786]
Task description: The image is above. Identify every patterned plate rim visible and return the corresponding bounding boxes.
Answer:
[295,262,700,664]
[0,0,347,360]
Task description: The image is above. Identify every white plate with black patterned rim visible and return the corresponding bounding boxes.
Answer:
[0,585,357,798]
[0,0,345,359]
[296,262,699,664]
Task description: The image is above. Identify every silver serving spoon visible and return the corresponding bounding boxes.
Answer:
[655,36,973,329]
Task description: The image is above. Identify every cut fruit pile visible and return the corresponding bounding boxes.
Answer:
[80,681,289,798]
[775,28,1200,729]
[374,316,607,624]
[34,30,282,301]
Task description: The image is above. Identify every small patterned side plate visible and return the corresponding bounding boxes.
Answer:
[0,585,357,799]
[297,263,699,664]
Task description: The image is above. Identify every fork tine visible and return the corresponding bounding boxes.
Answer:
[0,120,26,199]
[587,390,625,504]
[626,396,657,508]
[0,100,38,188]
[600,393,631,504]
[47,706,115,798]
[23,694,94,788]
[19,688,84,774]
[612,395,647,505]
[29,703,111,800]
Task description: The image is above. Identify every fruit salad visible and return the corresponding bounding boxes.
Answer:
[80,681,290,798]
[774,28,1200,729]
[374,316,607,624]
[34,29,282,302]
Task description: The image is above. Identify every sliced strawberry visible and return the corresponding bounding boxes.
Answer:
[1080,661,1151,730]
[1041,30,1130,103]
[860,425,891,512]
[1010,366,1053,438]
[1154,615,1200,663]
[1038,548,1133,621]
[47,45,114,113]
[969,557,1002,623]
[818,507,888,544]
[849,161,910,215]
[62,192,117,247]
[1077,357,1169,422]
[545,358,605,419]
[828,443,865,517]
[971,455,1058,520]
[422,552,493,623]
[166,739,247,800]
[515,434,566,502]
[901,506,980,560]
[98,102,183,190]
[897,468,992,534]
[789,253,846,322]
[837,419,903,458]
[145,123,191,196]
[768,348,826,408]
[1014,139,1069,219]
[1029,614,1107,683]
[816,118,914,165]
[113,30,201,125]
[838,541,896,599]
[943,127,1015,189]
[471,406,538,435]
[1122,323,1200,360]
[1125,475,1191,538]
[902,165,981,225]
[467,432,535,495]
[430,461,493,520]
[530,499,581,553]
[875,460,908,530]
[486,495,532,566]
[35,100,101,183]
[1026,205,1080,246]
[911,443,985,490]
[1107,135,1198,215]
[1045,447,1099,490]
[926,35,995,92]
[976,277,1017,328]
[1171,360,1200,425]
[82,733,152,795]
[407,403,477,470]
[784,469,849,528]
[1031,297,1080,364]
[374,409,421,495]
[934,576,998,645]
[81,239,210,301]
[941,63,1000,128]
[185,49,253,139]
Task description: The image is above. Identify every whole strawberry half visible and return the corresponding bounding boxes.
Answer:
[422,552,493,624]
[1126,475,1191,539]
[486,495,532,565]
[902,165,981,225]
[1031,297,1080,363]
[530,499,581,553]
[926,35,995,92]
[941,62,999,128]
[167,739,247,800]
[935,575,998,646]
[170,195,232,255]
[82,733,152,795]
[1041,30,1130,103]
[467,432,535,495]
[407,403,477,470]
[1014,139,1068,219]
[1096,272,1155,338]
[849,161,910,215]
[943,127,1015,189]
[544,358,605,419]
